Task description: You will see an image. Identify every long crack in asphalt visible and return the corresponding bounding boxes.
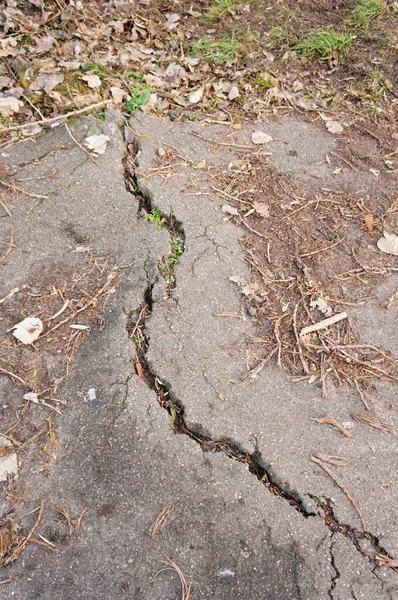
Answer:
[121,121,398,578]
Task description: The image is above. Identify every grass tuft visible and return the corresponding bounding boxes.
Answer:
[296,27,355,59]
[202,0,237,20]
[191,31,250,64]
[347,0,388,28]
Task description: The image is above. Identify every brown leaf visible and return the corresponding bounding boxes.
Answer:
[135,361,144,378]
[364,213,373,235]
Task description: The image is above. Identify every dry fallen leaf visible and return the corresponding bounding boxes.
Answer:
[35,73,64,93]
[222,204,239,216]
[252,131,272,145]
[228,85,239,101]
[12,317,43,344]
[189,88,203,104]
[252,201,269,218]
[84,134,110,155]
[82,74,101,89]
[23,392,39,403]
[310,297,333,317]
[364,213,373,235]
[0,441,18,482]
[325,120,343,134]
[377,231,398,256]
[135,361,144,378]
[0,97,24,117]
[110,86,126,104]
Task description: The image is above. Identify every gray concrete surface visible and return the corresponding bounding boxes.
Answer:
[0,110,397,598]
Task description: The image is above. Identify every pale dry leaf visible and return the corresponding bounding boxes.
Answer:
[0,441,18,482]
[251,131,272,145]
[12,317,43,345]
[35,35,55,53]
[82,74,101,89]
[228,85,240,101]
[35,73,64,93]
[325,120,343,134]
[84,134,110,155]
[252,201,269,218]
[21,123,43,137]
[310,297,332,317]
[110,87,126,104]
[23,392,39,403]
[369,168,380,178]
[377,231,398,256]
[222,204,239,216]
[0,97,24,117]
[189,88,203,104]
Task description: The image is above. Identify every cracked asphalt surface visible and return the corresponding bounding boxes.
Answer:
[0,110,397,598]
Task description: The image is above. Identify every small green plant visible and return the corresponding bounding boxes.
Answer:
[125,87,153,112]
[168,237,184,264]
[126,71,144,82]
[81,62,107,79]
[96,111,106,121]
[254,72,275,90]
[364,71,393,101]
[347,0,388,29]
[145,209,164,227]
[202,0,236,20]
[191,31,250,64]
[296,27,354,59]
[268,25,295,48]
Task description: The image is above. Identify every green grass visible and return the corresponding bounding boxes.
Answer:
[296,27,355,59]
[347,0,388,28]
[364,70,393,101]
[81,62,107,79]
[202,0,237,20]
[191,31,250,64]
[268,25,295,48]
[254,72,275,90]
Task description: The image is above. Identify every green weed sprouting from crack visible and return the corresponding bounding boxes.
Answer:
[145,208,165,227]
[296,27,355,60]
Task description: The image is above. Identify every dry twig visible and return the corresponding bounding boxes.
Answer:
[3,499,46,565]
[0,229,15,265]
[310,415,352,438]
[0,100,112,133]
[64,122,99,165]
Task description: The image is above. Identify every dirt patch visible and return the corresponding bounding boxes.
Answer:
[206,155,398,402]
[1,0,397,151]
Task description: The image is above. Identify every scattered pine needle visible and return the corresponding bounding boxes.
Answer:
[351,412,393,433]
[153,557,191,600]
[148,507,173,537]
[311,456,367,531]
